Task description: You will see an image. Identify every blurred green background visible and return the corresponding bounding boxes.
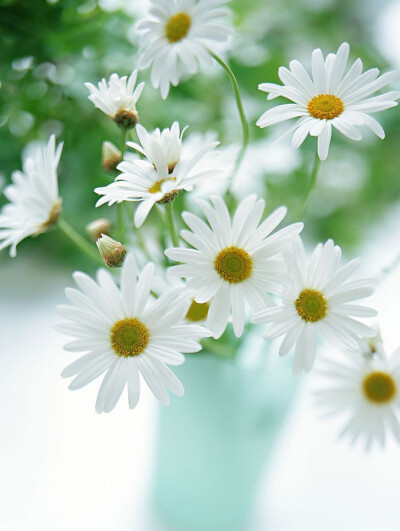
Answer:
[1,0,399,269]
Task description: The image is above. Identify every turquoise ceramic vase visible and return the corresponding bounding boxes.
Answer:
[151,329,297,530]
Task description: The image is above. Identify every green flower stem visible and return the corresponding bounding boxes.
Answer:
[117,129,128,240]
[293,149,321,220]
[58,218,103,266]
[378,252,400,283]
[209,50,249,202]
[209,50,249,153]
[117,203,126,242]
[120,128,127,157]
[165,202,179,247]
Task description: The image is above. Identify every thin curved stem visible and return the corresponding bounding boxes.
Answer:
[209,50,249,198]
[120,128,127,157]
[58,218,103,265]
[377,251,400,283]
[117,129,128,241]
[165,202,179,247]
[293,150,321,221]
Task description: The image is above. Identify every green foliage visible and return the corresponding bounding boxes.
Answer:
[0,0,399,267]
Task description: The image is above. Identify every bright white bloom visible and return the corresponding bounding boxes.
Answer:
[85,70,144,128]
[137,0,232,99]
[315,345,400,450]
[257,42,400,160]
[252,237,377,375]
[56,254,210,413]
[165,195,304,339]
[0,135,62,257]
[183,131,239,200]
[152,274,211,325]
[95,122,220,227]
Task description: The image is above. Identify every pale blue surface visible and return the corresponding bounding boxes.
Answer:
[151,329,298,531]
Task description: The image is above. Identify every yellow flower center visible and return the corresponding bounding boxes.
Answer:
[148,177,176,194]
[308,94,344,120]
[214,246,253,283]
[295,289,327,322]
[165,12,191,43]
[362,371,397,404]
[186,299,210,322]
[110,318,149,357]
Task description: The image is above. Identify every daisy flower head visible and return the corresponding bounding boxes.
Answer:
[165,195,304,339]
[315,345,400,450]
[257,42,400,160]
[0,135,62,257]
[137,0,232,99]
[85,70,145,129]
[152,273,211,325]
[56,254,211,413]
[94,122,221,228]
[252,237,377,375]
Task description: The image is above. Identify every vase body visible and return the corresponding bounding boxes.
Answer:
[151,330,297,531]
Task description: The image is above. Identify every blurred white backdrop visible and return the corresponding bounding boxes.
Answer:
[2,0,400,527]
[1,202,400,531]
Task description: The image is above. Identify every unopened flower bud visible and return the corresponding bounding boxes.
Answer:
[114,109,139,130]
[102,141,122,173]
[96,234,126,267]
[86,218,111,241]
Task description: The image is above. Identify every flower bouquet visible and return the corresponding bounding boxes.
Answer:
[1,1,400,529]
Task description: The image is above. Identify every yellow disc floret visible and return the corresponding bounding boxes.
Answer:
[214,246,253,283]
[308,94,344,120]
[186,300,210,322]
[362,371,397,404]
[295,288,328,322]
[148,177,176,194]
[110,318,149,357]
[165,12,191,43]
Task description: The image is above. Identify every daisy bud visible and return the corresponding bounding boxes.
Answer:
[96,234,126,268]
[102,141,121,173]
[86,218,112,241]
[114,109,139,130]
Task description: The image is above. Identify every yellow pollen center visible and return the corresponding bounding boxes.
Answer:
[362,371,397,404]
[308,94,344,120]
[214,246,253,283]
[165,12,191,43]
[295,289,327,322]
[110,318,149,357]
[148,177,176,194]
[186,299,210,322]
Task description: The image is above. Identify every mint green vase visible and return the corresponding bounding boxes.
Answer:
[151,330,297,530]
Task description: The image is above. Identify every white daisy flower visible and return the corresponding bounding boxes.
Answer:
[0,135,62,257]
[94,122,220,228]
[165,195,304,339]
[257,42,400,160]
[252,237,377,375]
[56,254,210,413]
[85,70,145,128]
[152,273,211,324]
[137,0,232,99]
[315,345,400,450]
